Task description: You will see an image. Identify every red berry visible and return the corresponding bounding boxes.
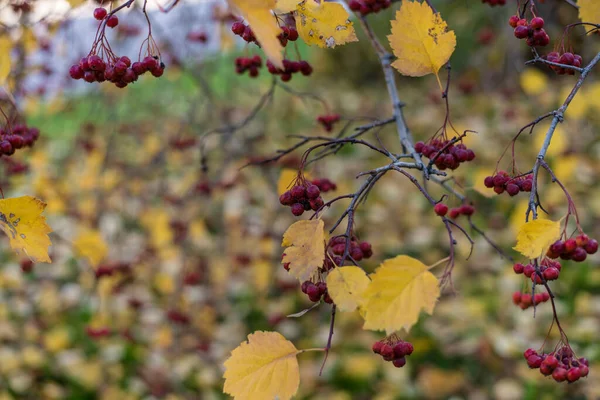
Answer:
[106,15,119,28]
[512,291,522,304]
[279,191,293,205]
[514,25,530,39]
[460,204,475,216]
[564,239,577,253]
[392,357,406,368]
[509,15,520,28]
[484,176,494,188]
[69,64,84,79]
[571,247,587,262]
[543,267,559,281]
[93,7,107,20]
[552,367,568,382]
[372,341,383,354]
[290,185,306,200]
[306,185,321,199]
[544,355,559,369]
[291,203,304,216]
[576,234,589,247]
[513,263,525,274]
[527,354,543,368]
[380,344,394,361]
[540,363,554,376]
[434,203,448,217]
[506,183,520,196]
[530,17,544,30]
[448,208,460,219]
[584,239,598,254]
[524,348,536,359]
[306,283,319,298]
[579,365,589,377]
[567,367,581,382]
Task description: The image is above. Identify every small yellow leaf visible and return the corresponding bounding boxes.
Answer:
[326,266,370,312]
[276,0,299,13]
[362,255,439,334]
[73,229,108,268]
[513,219,561,260]
[281,220,324,282]
[388,0,456,89]
[0,36,12,85]
[296,0,358,48]
[579,0,600,26]
[0,196,52,263]
[228,0,284,69]
[223,331,300,400]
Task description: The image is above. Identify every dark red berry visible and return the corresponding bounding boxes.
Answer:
[93,7,107,20]
[513,263,525,274]
[552,367,568,382]
[306,185,320,199]
[106,15,119,28]
[434,203,448,217]
[291,203,304,216]
[392,357,406,368]
[372,341,383,354]
[530,17,544,30]
[584,239,598,254]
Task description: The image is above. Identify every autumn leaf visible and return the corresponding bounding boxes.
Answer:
[276,0,299,13]
[513,218,561,260]
[281,220,324,282]
[0,196,52,263]
[326,266,370,312]
[73,229,108,268]
[388,0,456,89]
[362,255,439,334]
[0,36,11,85]
[223,331,300,400]
[296,0,358,48]
[579,0,600,26]
[228,0,284,69]
[278,169,313,196]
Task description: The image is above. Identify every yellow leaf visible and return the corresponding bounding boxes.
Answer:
[0,196,52,263]
[281,220,324,282]
[513,219,561,260]
[326,266,370,312]
[296,0,358,48]
[228,0,284,69]
[276,0,299,13]
[520,68,548,96]
[223,331,300,400]
[278,169,299,196]
[388,0,456,89]
[579,0,600,26]
[362,255,439,334]
[67,0,87,8]
[73,229,108,268]
[0,36,11,85]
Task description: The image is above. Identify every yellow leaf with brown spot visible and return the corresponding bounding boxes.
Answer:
[296,0,357,48]
[0,196,52,263]
[362,255,439,334]
[513,219,561,260]
[223,331,300,400]
[281,220,324,282]
[228,0,284,69]
[326,266,370,312]
[388,0,456,89]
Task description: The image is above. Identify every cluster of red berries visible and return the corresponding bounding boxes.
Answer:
[231,21,257,44]
[235,55,262,77]
[311,178,337,193]
[278,26,299,47]
[525,347,589,383]
[512,291,550,310]
[372,339,413,368]
[328,236,373,262]
[0,123,40,156]
[546,234,598,261]
[509,16,550,47]
[545,52,583,75]
[300,281,333,303]
[513,259,562,284]
[447,204,475,219]
[93,7,118,28]
[266,59,313,82]
[348,0,392,16]
[316,114,341,132]
[414,140,475,170]
[69,55,164,88]
[484,171,533,196]
[482,0,505,6]
[279,182,325,216]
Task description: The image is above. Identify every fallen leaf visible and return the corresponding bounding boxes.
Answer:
[326,266,370,312]
[296,0,358,48]
[0,196,52,263]
[388,0,456,89]
[281,220,324,282]
[362,255,439,334]
[513,218,561,259]
[73,229,108,268]
[223,331,300,400]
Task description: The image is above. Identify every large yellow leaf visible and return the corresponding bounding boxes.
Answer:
[281,220,324,282]
[388,0,456,89]
[513,219,561,260]
[276,0,299,13]
[579,0,600,25]
[0,196,52,263]
[0,36,11,85]
[73,229,108,268]
[228,0,284,69]
[362,255,439,334]
[296,0,358,48]
[326,266,370,312]
[223,331,300,400]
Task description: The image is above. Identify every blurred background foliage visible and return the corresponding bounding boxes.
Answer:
[0,0,599,399]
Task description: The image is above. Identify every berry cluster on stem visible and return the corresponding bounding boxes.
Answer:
[328,236,373,263]
[513,258,561,284]
[0,123,40,156]
[372,337,413,368]
[512,291,550,309]
[448,204,475,219]
[267,59,313,82]
[279,176,327,216]
[300,281,333,303]
[70,54,164,88]
[547,234,597,261]
[525,346,589,383]
[235,55,262,77]
[545,52,583,75]
[484,171,533,196]
[415,139,475,171]
[510,16,550,47]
